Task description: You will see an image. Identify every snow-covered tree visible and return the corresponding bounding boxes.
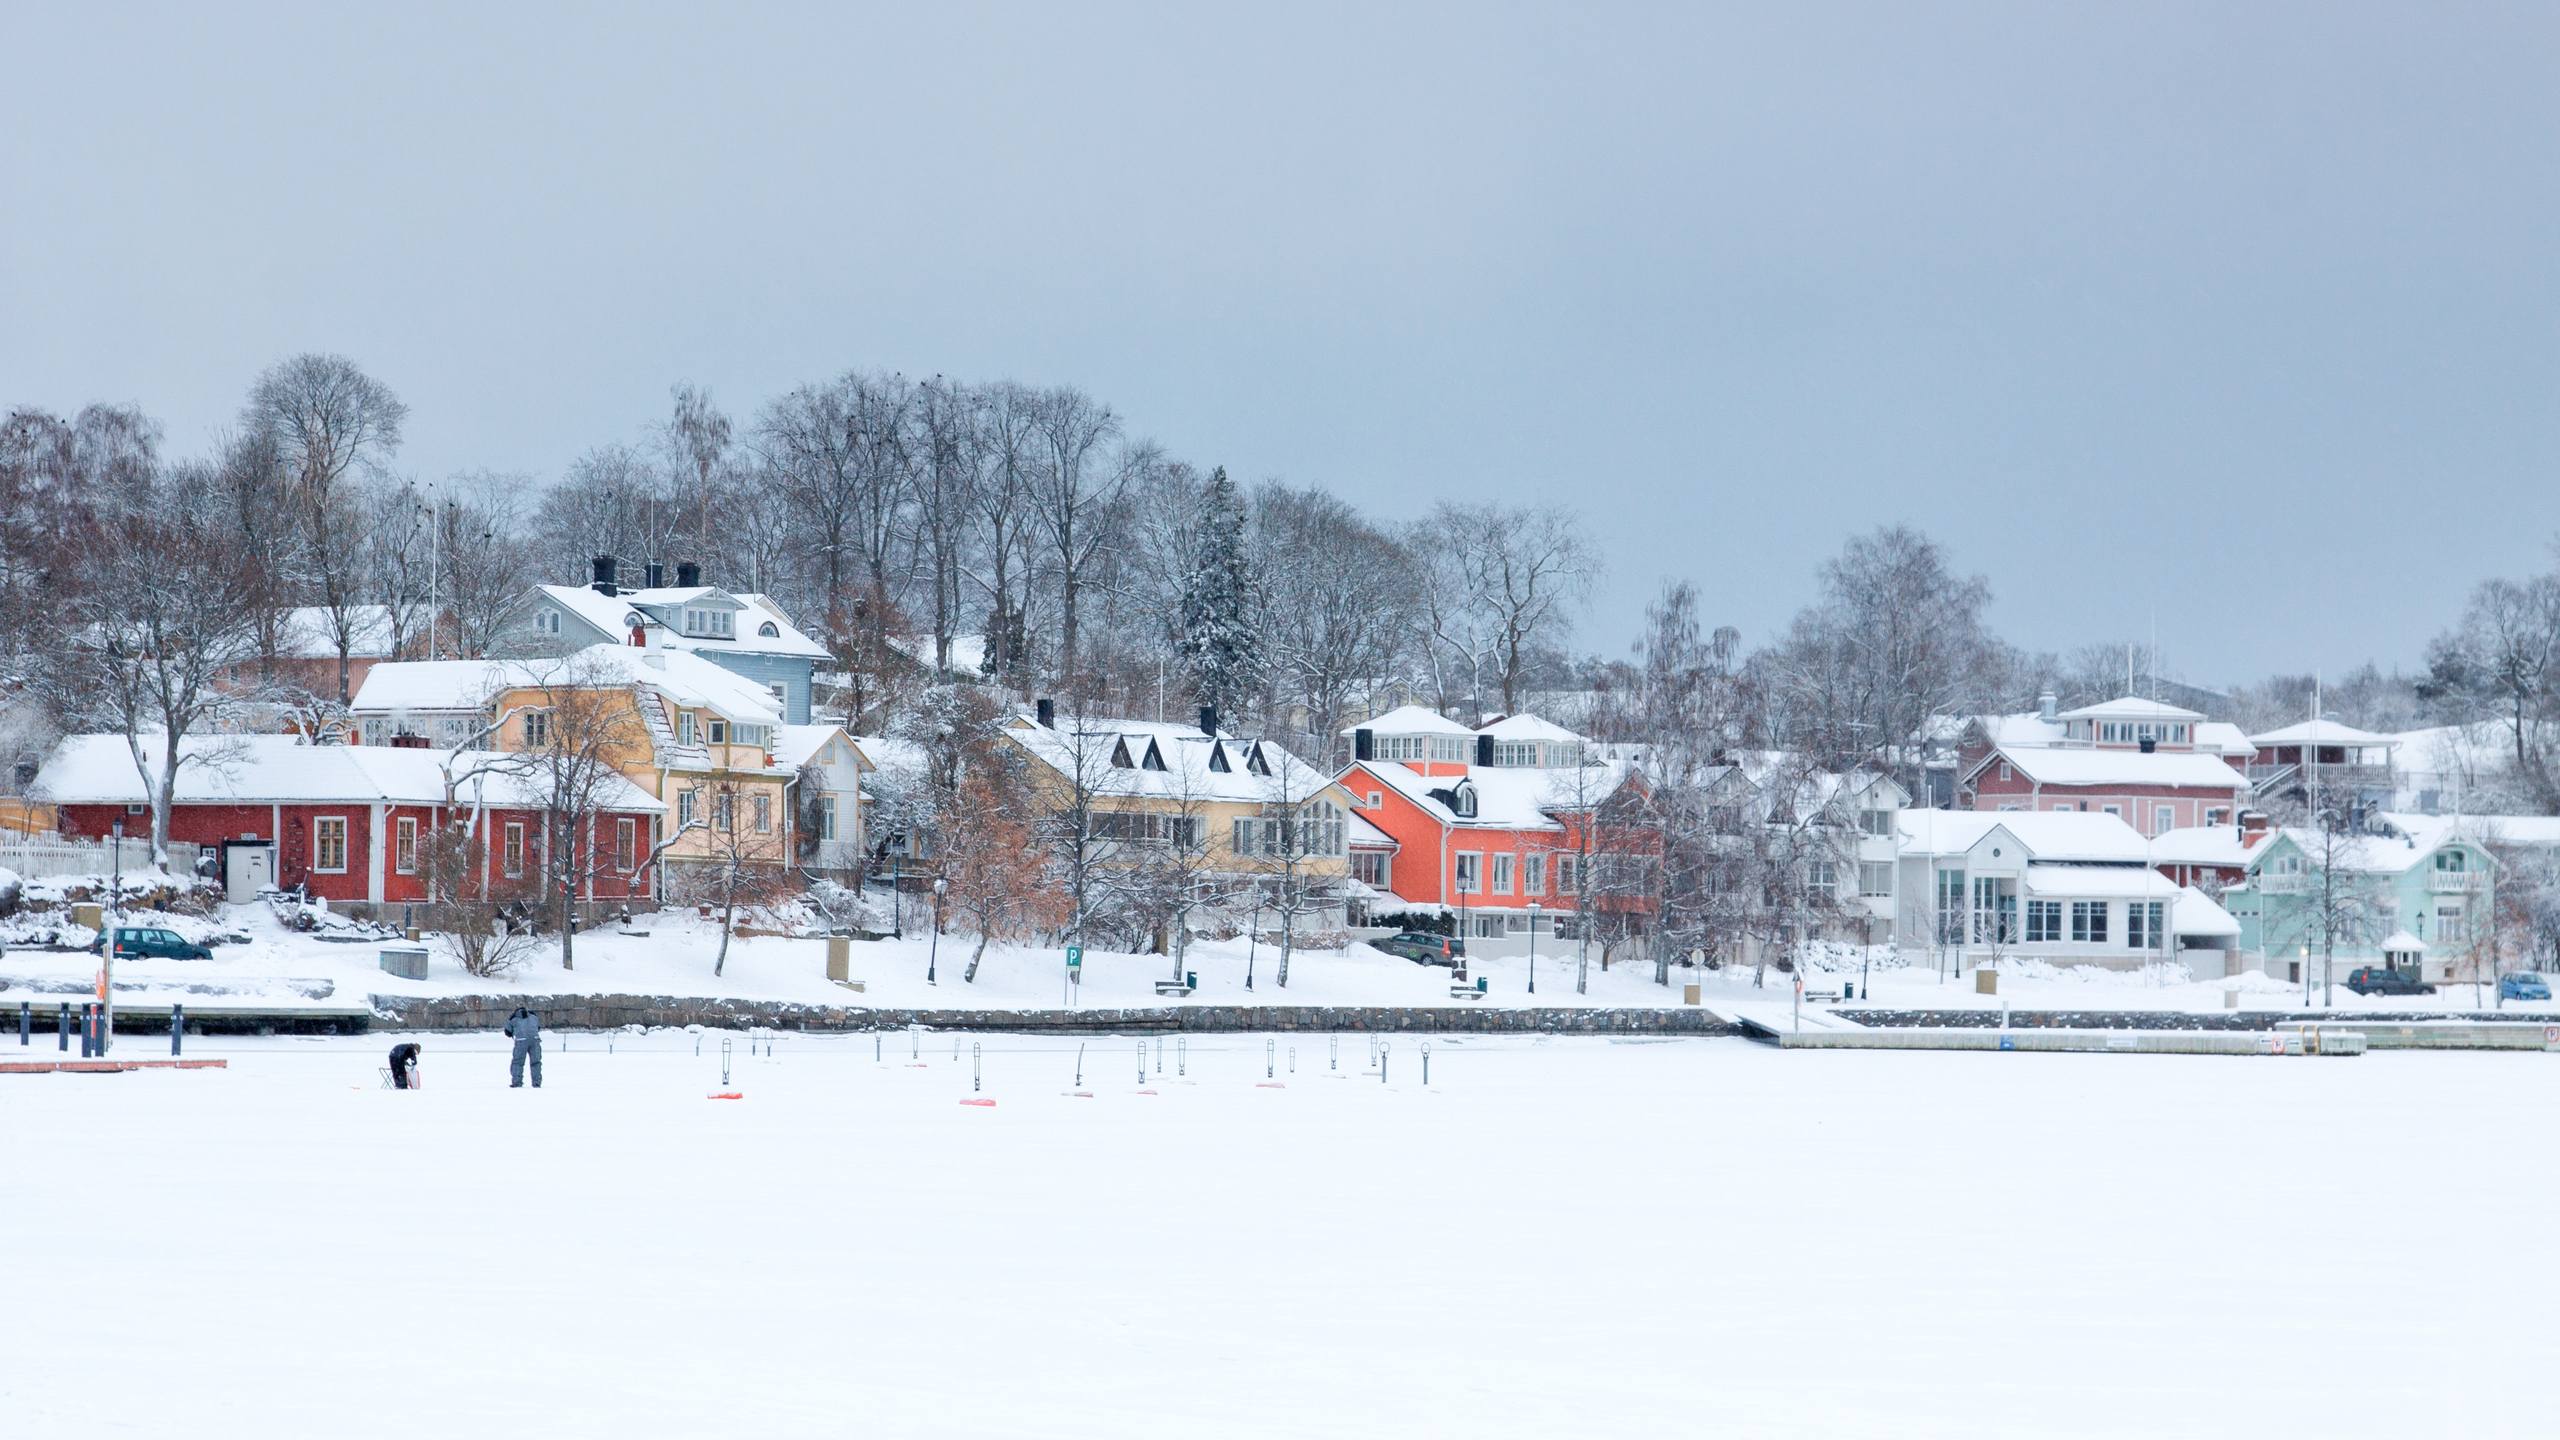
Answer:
[1179,466,1261,723]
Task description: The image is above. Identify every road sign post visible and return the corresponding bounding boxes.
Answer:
[1065,944,1083,1006]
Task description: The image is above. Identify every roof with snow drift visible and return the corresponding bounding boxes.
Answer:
[1896,809,2160,864]
[1341,705,1474,738]
[530,584,828,660]
[353,645,783,727]
[1006,716,1338,805]
[33,735,664,812]
[1972,745,2251,791]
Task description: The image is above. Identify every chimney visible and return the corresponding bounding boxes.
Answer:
[644,560,664,588]
[675,560,701,588]
[1475,734,1495,768]
[1199,705,1219,737]
[1353,728,1374,762]
[1035,697,1055,729]
[2139,737,2157,754]
[2038,691,2057,722]
[2240,810,2269,841]
[591,555,619,594]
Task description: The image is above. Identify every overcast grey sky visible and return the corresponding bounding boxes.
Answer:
[6,2,2555,684]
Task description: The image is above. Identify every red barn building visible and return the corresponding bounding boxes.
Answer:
[38,735,664,911]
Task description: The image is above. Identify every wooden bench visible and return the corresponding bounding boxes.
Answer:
[1801,987,1844,1004]
[1152,981,1195,998]
[1448,984,1487,1001]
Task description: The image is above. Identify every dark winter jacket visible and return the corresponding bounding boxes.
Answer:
[504,1009,541,1043]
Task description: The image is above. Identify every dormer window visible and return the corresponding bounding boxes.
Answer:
[1109,738,1134,769]
[1208,744,1231,773]
[677,712,696,747]
[1246,744,1271,777]
[1140,739,1167,772]
[682,607,735,639]
[1452,782,1477,818]
[757,621,780,638]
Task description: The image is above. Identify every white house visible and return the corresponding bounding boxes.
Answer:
[1897,809,2242,977]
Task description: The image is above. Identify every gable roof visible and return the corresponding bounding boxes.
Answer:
[772,723,869,773]
[34,735,663,812]
[2251,824,2494,877]
[1969,744,2251,791]
[1474,713,1586,744]
[1352,757,1630,830]
[1006,716,1336,805]
[1896,809,2158,863]
[525,584,828,660]
[2054,696,2206,723]
[1341,705,1474,738]
[2247,719,2400,748]
[352,644,784,728]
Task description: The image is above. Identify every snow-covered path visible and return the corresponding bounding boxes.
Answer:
[5,1034,2548,1437]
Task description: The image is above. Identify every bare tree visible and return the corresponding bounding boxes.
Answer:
[1029,387,1132,685]
[241,354,409,702]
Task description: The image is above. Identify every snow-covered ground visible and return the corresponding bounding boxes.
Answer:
[8,897,2557,1018]
[6,1034,2551,1437]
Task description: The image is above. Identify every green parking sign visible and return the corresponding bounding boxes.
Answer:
[1066,945,1083,968]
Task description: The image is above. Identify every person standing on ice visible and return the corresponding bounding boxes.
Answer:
[503,1006,543,1088]
[387,1040,423,1090]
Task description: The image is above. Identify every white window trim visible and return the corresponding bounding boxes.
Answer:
[312,815,350,874]
[502,821,527,878]
[1455,851,1483,895]
[393,816,419,875]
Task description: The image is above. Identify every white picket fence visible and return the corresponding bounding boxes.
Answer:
[0,835,205,881]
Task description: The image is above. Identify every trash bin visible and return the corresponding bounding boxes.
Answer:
[1974,968,1998,996]
[1476,976,1488,994]
[826,935,852,982]
[1186,971,1198,989]
[2224,989,2241,1011]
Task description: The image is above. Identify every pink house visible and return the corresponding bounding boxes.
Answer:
[1961,696,2252,838]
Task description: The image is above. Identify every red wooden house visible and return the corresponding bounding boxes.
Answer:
[38,735,664,911]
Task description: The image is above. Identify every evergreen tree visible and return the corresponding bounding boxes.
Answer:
[1178,466,1261,722]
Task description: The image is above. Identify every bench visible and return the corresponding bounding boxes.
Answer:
[1448,984,1487,1001]
[1801,987,1844,1004]
[1152,981,1195,998]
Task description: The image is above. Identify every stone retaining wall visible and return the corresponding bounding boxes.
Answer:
[1837,1008,2530,1031]
[370,993,1740,1037]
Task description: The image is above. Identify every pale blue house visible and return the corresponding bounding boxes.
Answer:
[2220,815,2498,988]
[493,558,828,724]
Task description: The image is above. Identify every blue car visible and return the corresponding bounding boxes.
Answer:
[2499,973,2551,1001]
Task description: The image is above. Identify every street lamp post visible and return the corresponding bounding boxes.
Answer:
[927,877,947,985]
[891,851,904,938]
[1528,901,1540,995]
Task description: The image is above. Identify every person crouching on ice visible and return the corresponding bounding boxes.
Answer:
[504,1006,543,1088]
[388,1040,423,1089]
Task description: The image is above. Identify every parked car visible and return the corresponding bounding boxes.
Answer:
[2344,966,2435,997]
[90,926,214,962]
[2498,972,2552,1001]
[1371,931,1464,966]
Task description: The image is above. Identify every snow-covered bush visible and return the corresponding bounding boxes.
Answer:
[424,904,542,979]
[0,865,20,917]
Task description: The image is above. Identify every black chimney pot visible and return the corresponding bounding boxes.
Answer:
[1353,728,1374,762]
[2140,737,2157,754]
[1475,734,1495,768]
[644,560,664,588]
[1199,705,1219,737]
[591,555,618,594]
[675,561,702,588]
[1035,697,1055,729]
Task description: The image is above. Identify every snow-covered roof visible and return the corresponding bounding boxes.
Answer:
[2380,930,2427,953]
[33,735,663,812]
[2376,811,2560,855]
[529,584,828,660]
[2175,886,2241,938]
[1473,713,1586,744]
[2021,863,2184,900]
[1977,745,2251,791]
[2192,722,2258,758]
[1897,809,2159,864]
[1353,756,1628,830]
[2257,825,2489,877]
[353,645,782,727]
[2054,696,2206,723]
[275,605,399,659]
[1007,717,1337,805]
[1347,811,1396,849]
[1341,705,1473,738]
[2248,719,2400,748]
[2146,825,2268,870]
[773,723,867,773]
[1981,713,2068,748]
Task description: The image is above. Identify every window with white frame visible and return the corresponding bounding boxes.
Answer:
[394,817,419,875]
[1351,851,1389,887]
[677,712,696,746]
[312,816,348,874]
[2127,901,2165,949]
[2436,903,2469,944]
[1861,808,1895,837]
[770,682,787,708]
[1455,852,1482,894]
[708,719,728,745]
[2070,901,2108,943]
[1806,857,1837,899]
[677,789,697,828]
[2154,804,2175,837]
[1525,854,1546,896]
[1366,789,1382,808]
[1858,861,1893,897]
[2025,899,2062,943]
[816,795,837,842]
[502,821,525,877]
[1557,854,1579,894]
[1431,736,1467,763]
[752,793,772,834]
[523,710,550,748]
[616,817,637,870]
[713,792,736,832]
[1491,853,1514,894]
[683,607,736,638]
[1374,735,1424,762]
[537,608,561,634]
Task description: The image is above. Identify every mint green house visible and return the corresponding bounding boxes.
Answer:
[2220,818,2497,987]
